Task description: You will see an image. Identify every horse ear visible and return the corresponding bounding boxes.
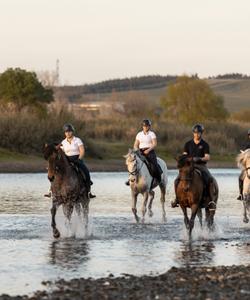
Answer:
[240,150,244,153]
[128,148,133,153]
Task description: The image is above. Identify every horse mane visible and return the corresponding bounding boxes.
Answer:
[43,143,62,160]
[177,154,191,168]
[236,149,250,168]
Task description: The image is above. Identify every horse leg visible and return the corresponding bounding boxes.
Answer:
[181,206,189,230]
[141,192,149,223]
[51,203,60,238]
[189,204,198,238]
[131,191,140,223]
[159,183,167,222]
[197,208,202,228]
[243,201,249,223]
[82,198,90,228]
[148,190,155,218]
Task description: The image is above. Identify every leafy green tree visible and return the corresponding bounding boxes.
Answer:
[0,68,54,112]
[160,76,228,124]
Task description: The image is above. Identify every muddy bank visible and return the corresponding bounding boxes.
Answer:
[0,159,237,173]
[1,265,250,300]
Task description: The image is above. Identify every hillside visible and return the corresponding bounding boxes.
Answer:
[55,77,250,113]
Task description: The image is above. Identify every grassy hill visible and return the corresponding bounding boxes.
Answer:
[56,77,250,113]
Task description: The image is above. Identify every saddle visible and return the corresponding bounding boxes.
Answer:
[70,162,87,185]
[136,151,163,179]
[194,167,213,200]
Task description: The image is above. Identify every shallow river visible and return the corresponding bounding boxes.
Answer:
[0,170,250,296]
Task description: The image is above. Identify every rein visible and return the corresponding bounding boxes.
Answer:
[128,154,145,177]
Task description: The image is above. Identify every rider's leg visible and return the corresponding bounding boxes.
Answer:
[171,176,180,208]
[145,150,162,182]
[77,160,96,198]
[195,164,212,197]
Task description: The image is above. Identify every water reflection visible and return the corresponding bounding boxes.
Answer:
[49,239,89,271]
[177,242,215,267]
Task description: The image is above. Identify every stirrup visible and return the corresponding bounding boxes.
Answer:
[44,192,51,198]
[237,195,243,201]
[88,192,96,199]
[125,180,130,186]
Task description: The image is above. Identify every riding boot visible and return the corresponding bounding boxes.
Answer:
[237,177,243,200]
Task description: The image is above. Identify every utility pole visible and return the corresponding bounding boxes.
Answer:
[55,59,60,86]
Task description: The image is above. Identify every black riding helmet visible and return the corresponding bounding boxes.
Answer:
[192,124,204,133]
[142,119,152,127]
[63,123,75,133]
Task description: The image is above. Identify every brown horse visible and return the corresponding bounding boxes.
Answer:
[175,155,218,237]
[43,144,90,238]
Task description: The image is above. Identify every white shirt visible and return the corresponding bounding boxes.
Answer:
[61,136,83,156]
[136,130,156,149]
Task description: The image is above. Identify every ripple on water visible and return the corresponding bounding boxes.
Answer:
[0,170,250,296]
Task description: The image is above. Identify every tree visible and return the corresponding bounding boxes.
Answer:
[160,76,228,124]
[0,68,54,112]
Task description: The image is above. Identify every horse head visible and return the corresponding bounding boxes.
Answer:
[124,149,138,182]
[237,150,250,201]
[177,154,194,190]
[43,143,64,182]
[237,149,250,178]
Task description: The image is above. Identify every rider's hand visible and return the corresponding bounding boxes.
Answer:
[143,149,150,155]
[193,157,202,163]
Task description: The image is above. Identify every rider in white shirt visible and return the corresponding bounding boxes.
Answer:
[126,119,162,185]
[61,123,95,198]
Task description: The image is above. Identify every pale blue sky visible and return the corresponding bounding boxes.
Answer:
[0,0,250,84]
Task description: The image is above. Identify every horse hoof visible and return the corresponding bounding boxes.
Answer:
[148,210,153,217]
[243,218,249,223]
[53,229,60,238]
[135,217,140,223]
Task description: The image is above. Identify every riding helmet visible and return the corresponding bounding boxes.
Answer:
[142,119,152,127]
[63,123,75,133]
[192,124,204,133]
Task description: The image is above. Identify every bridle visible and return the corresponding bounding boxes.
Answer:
[127,153,144,179]
[47,148,63,182]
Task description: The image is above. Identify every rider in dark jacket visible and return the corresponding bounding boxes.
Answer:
[237,129,250,200]
[171,124,212,207]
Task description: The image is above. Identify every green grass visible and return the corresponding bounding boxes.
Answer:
[0,147,42,162]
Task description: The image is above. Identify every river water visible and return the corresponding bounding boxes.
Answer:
[0,170,250,296]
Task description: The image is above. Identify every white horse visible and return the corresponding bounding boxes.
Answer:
[124,149,168,223]
[237,149,250,223]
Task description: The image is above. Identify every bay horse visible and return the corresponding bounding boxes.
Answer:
[124,149,168,223]
[176,155,218,237]
[237,149,250,223]
[43,144,90,238]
